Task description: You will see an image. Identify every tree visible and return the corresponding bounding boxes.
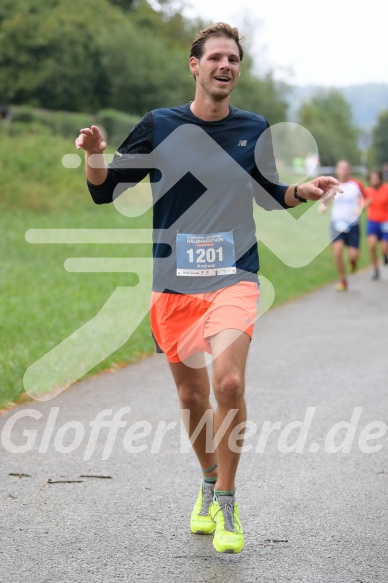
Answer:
[107,0,140,10]
[0,0,289,119]
[368,110,388,167]
[0,0,121,111]
[297,90,361,166]
[97,16,194,115]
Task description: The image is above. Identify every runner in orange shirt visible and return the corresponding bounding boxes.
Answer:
[365,170,388,279]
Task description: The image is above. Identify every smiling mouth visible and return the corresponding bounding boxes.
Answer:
[214,76,230,84]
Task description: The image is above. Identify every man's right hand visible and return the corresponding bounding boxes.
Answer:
[75,125,107,153]
[75,125,108,186]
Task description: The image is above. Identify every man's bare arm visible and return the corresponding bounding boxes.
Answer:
[75,125,108,186]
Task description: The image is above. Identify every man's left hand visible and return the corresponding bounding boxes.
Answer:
[297,176,343,206]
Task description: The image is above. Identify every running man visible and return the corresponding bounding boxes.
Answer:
[75,22,340,553]
[320,160,364,291]
[365,170,388,279]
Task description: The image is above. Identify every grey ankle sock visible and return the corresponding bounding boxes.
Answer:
[214,489,236,498]
[214,494,236,531]
[203,475,217,484]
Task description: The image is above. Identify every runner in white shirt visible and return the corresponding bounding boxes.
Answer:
[320,160,364,291]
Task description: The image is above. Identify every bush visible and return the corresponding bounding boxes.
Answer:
[10,105,36,123]
[0,120,51,137]
[96,109,141,145]
[10,106,94,138]
[43,111,95,138]
[8,105,140,144]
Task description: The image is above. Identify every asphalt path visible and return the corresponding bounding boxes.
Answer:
[1,267,387,583]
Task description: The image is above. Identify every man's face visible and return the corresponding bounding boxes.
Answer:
[189,36,241,101]
[335,161,351,183]
[369,171,381,188]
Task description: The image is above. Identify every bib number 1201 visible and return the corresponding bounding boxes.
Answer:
[176,231,236,276]
[187,247,223,264]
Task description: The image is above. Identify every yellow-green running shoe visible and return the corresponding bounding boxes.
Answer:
[190,483,216,535]
[211,496,244,553]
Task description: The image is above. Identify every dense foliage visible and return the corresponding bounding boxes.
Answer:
[297,89,361,167]
[0,0,287,123]
[368,110,388,167]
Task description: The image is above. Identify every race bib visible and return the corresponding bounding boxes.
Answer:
[176,232,236,276]
[333,220,351,234]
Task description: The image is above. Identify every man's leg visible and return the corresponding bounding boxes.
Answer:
[172,329,251,492]
[169,358,218,535]
[169,358,217,473]
[348,245,360,274]
[210,329,251,491]
[381,238,388,265]
[368,235,379,278]
[208,329,251,553]
[332,239,346,279]
[347,225,361,274]
[332,240,347,290]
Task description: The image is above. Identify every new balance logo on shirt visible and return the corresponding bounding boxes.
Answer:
[237,140,247,147]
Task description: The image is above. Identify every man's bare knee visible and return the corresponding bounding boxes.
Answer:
[177,383,209,411]
[213,372,244,406]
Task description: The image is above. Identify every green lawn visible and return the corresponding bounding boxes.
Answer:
[0,129,370,408]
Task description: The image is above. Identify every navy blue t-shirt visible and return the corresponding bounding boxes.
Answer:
[88,103,289,293]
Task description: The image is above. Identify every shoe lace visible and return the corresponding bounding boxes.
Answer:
[215,501,243,533]
[199,486,214,516]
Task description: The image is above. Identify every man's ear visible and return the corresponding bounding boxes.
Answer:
[189,56,199,77]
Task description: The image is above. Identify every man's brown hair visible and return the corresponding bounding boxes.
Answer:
[190,22,244,61]
[367,169,383,183]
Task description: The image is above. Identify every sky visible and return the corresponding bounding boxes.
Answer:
[182,0,387,87]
